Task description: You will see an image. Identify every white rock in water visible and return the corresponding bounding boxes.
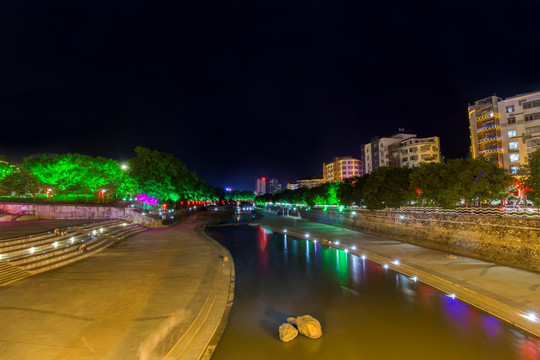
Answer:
[279,323,298,342]
[296,315,322,339]
[286,317,297,325]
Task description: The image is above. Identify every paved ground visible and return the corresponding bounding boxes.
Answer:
[0,219,95,240]
[0,213,234,360]
[257,212,540,338]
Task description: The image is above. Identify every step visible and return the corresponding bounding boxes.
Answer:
[0,262,31,286]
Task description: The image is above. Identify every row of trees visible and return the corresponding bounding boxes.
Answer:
[256,158,517,210]
[0,147,255,206]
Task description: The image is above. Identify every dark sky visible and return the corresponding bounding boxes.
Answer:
[2,1,540,191]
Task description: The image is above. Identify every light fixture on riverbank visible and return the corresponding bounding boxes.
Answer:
[392,259,400,265]
[70,237,74,244]
[344,249,349,253]
[283,229,287,233]
[448,293,456,299]
[351,245,357,250]
[521,312,538,322]
[361,255,366,260]
[412,276,418,282]
[383,264,388,269]
[334,240,340,245]
[305,233,310,238]
[53,242,58,248]
[352,211,357,216]
[29,247,35,254]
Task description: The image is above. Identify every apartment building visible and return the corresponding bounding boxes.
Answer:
[468,91,540,174]
[399,136,441,168]
[323,156,362,182]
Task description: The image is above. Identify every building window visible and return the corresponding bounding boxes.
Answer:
[511,166,520,175]
[510,154,520,162]
[527,139,540,147]
[506,105,515,113]
[508,117,516,124]
[523,100,540,109]
[524,113,540,122]
[509,142,519,150]
[526,126,540,134]
[508,130,518,137]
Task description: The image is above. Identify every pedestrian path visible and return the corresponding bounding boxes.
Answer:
[0,213,234,360]
[258,213,540,338]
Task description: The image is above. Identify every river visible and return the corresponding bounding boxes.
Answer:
[205,216,539,360]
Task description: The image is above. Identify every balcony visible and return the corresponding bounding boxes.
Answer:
[476,124,500,133]
[478,136,502,145]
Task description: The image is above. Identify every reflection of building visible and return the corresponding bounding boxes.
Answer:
[268,178,282,193]
[323,157,362,182]
[469,91,540,174]
[363,131,441,173]
[287,176,324,190]
[255,177,266,195]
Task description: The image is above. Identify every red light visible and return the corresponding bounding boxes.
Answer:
[261,177,266,181]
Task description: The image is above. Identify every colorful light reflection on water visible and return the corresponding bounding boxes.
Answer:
[206,226,540,360]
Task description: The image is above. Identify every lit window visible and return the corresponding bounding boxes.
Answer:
[511,166,520,175]
[509,142,519,150]
[506,105,514,113]
[508,130,517,137]
[510,154,520,162]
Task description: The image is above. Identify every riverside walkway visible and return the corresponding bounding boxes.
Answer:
[257,212,540,338]
[0,213,234,360]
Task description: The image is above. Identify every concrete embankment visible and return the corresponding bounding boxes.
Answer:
[257,212,540,338]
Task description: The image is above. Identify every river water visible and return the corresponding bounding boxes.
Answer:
[205,218,539,360]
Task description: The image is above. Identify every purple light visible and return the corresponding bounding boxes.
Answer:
[137,193,160,206]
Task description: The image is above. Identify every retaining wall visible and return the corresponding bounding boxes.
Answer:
[0,202,165,227]
[298,208,540,272]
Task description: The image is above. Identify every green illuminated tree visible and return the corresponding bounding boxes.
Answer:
[0,168,41,198]
[0,157,16,181]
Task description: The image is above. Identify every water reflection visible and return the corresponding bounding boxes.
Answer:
[206,226,540,360]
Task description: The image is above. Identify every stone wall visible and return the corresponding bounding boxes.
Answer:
[298,208,540,272]
[0,202,165,227]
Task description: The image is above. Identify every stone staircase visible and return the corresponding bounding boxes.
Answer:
[0,262,31,286]
[0,220,147,286]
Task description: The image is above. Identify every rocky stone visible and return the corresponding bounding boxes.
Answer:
[296,315,322,339]
[286,317,297,325]
[279,323,298,342]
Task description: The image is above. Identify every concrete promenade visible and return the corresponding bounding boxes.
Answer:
[0,213,234,360]
[257,212,540,338]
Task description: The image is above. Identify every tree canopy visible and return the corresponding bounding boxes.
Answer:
[256,159,513,210]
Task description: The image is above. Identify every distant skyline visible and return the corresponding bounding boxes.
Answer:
[2,1,540,190]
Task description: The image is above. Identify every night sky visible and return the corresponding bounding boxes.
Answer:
[2,1,540,191]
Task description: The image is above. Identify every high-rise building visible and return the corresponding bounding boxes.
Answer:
[469,91,540,174]
[255,177,267,195]
[363,132,441,173]
[268,178,282,193]
[323,156,362,182]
